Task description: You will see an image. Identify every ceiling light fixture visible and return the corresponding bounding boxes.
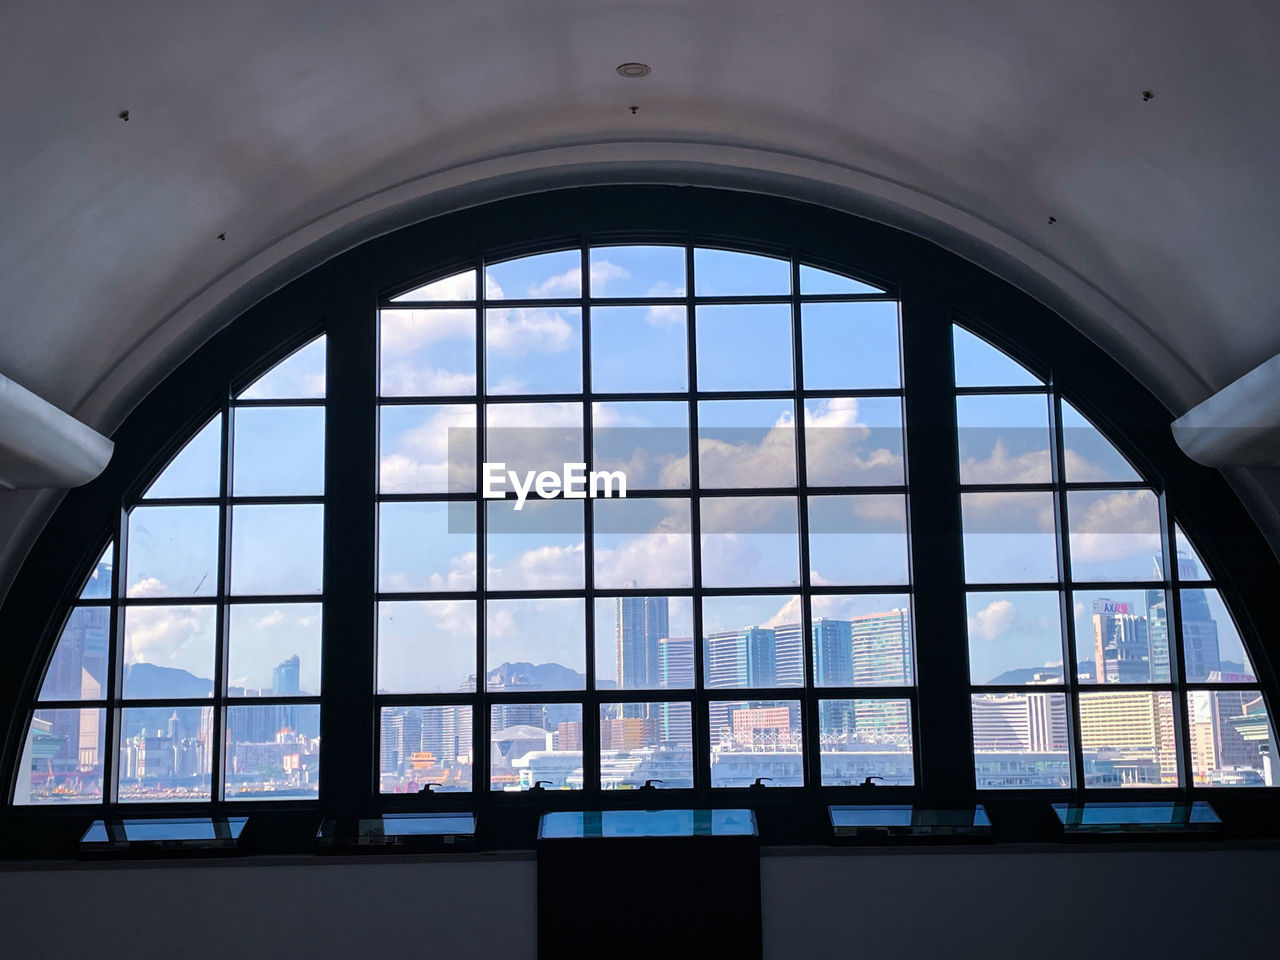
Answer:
[616,62,651,78]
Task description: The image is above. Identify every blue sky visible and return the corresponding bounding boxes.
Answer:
[111,251,1212,700]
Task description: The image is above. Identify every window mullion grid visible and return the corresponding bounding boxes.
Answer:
[210,394,233,805]
[1165,492,1195,792]
[790,253,820,795]
[475,248,490,798]
[1049,388,1087,793]
[686,237,711,797]
[580,240,601,796]
[104,511,127,806]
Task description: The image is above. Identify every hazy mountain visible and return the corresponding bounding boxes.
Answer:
[487,661,587,691]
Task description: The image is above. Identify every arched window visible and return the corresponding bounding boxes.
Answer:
[3,187,1276,839]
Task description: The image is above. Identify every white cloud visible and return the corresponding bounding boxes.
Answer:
[1068,490,1160,562]
[127,577,169,598]
[379,307,473,355]
[379,405,476,494]
[124,605,216,677]
[487,542,585,591]
[486,307,575,352]
[960,438,1051,484]
[968,599,1017,642]
[254,609,285,629]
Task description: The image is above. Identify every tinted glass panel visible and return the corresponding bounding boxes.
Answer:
[807,494,909,586]
[486,250,581,299]
[697,399,795,488]
[702,595,804,689]
[225,704,320,800]
[799,264,884,295]
[588,245,685,298]
[377,600,477,694]
[693,249,789,296]
[232,407,325,496]
[1180,588,1256,682]
[1067,490,1162,581]
[700,496,800,588]
[972,692,1071,789]
[590,306,687,393]
[379,404,476,494]
[819,699,914,786]
[39,606,111,701]
[1186,690,1273,787]
[15,708,105,805]
[1073,589,1171,684]
[594,596,695,690]
[485,499,585,591]
[956,393,1052,485]
[801,301,901,390]
[485,307,582,395]
[803,396,904,487]
[695,304,793,391]
[391,269,476,302]
[593,497,692,590]
[79,545,115,600]
[226,603,322,696]
[237,337,326,400]
[600,702,694,789]
[229,504,324,595]
[490,702,582,790]
[118,706,213,802]
[378,501,477,593]
[379,308,476,397]
[142,415,222,499]
[961,492,1058,583]
[811,594,913,687]
[709,700,804,787]
[126,506,219,598]
[122,605,216,698]
[485,598,586,690]
[380,705,474,793]
[953,327,1041,387]
[592,401,690,489]
[1080,691,1178,788]
[966,591,1064,685]
[1061,400,1140,482]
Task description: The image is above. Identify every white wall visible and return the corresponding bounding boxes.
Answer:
[1,848,1277,959]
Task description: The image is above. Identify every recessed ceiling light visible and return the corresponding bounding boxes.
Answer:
[616,62,651,79]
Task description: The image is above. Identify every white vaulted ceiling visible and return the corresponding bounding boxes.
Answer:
[2,0,1280,587]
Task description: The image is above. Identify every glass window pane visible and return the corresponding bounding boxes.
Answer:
[589,245,685,298]
[125,505,219,598]
[590,305,687,393]
[1073,589,1171,683]
[118,706,213,802]
[226,603,322,696]
[142,414,222,499]
[697,399,796,488]
[1174,524,1210,581]
[694,249,790,296]
[39,606,110,701]
[486,250,581,300]
[818,699,914,786]
[702,595,804,688]
[1181,588,1256,682]
[379,308,476,397]
[230,504,324,596]
[1080,691,1178,788]
[810,594,913,687]
[956,393,1052,485]
[1067,489,1162,581]
[803,396,904,487]
[378,501,477,592]
[807,494,909,586]
[237,336,326,400]
[600,702,694,789]
[15,708,105,804]
[225,704,320,800]
[594,596,695,690]
[966,591,1063,685]
[485,499,585,591]
[391,269,476,302]
[1187,690,1274,787]
[380,705,474,793]
[799,264,884,295]
[801,301,901,389]
[593,497,692,590]
[700,496,800,588]
[485,402,583,482]
[79,544,115,600]
[709,700,804,787]
[485,307,582,395]
[490,702,583,791]
[695,304,793,391]
[953,326,1042,387]
[971,692,1071,789]
[232,407,325,496]
[592,401,690,490]
[486,598,586,690]
[379,404,476,494]
[122,605,216,698]
[377,600,477,694]
[1061,399,1140,482]
[961,492,1058,583]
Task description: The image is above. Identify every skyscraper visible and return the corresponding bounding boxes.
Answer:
[1091,599,1152,683]
[849,608,912,741]
[616,594,670,690]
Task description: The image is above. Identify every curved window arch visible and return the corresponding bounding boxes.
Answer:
[3,187,1276,835]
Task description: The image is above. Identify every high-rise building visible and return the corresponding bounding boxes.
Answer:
[273,654,301,695]
[972,692,1069,753]
[1078,691,1177,784]
[616,595,670,710]
[849,608,912,740]
[657,636,694,688]
[705,627,777,688]
[1091,598,1152,683]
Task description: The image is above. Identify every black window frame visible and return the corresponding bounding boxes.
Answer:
[2,186,1277,857]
